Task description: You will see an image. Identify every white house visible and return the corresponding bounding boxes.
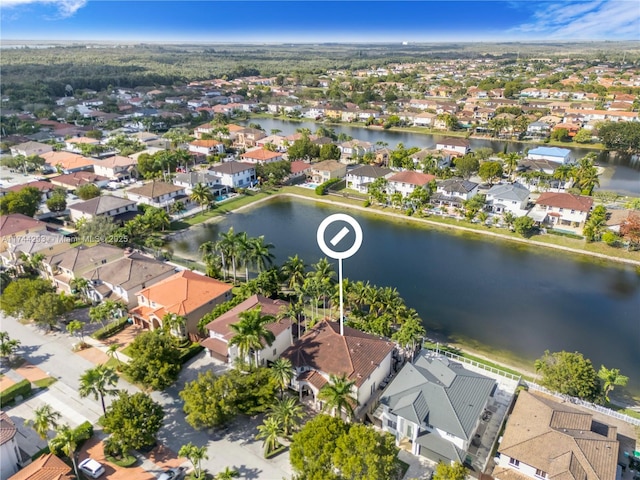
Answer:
[310,160,347,184]
[201,294,293,365]
[188,139,225,156]
[346,165,393,193]
[339,140,374,160]
[433,178,479,206]
[387,171,436,197]
[209,161,257,189]
[69,195,139,223]
[435,138,470,156]
[527,147,571,164]
[0,412,23,478]
[485,183,530,216]
[532,192,594,231]
[92,155,137,180]
[173,171,221,193]
[126,181,186,210]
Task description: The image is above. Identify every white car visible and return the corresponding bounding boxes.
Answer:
[158,466,186,480]
[78,458,105,478]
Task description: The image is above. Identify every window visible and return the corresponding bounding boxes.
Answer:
[535,469,547,479]
[273,348,277,356]
[387,419,397,430]
[559,208,564,212]
[509,458,520,468]
[571,210,575,214]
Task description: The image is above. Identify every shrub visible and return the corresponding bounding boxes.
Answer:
[92,317,130,340]
[74,421,94,445]
[178,343,204,364]
[315,178,341,195]
[0,379,32,404]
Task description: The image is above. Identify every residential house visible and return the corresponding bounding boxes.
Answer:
[377,352,496,464]
[234,127,266,149]
[50,171,109,190]
[92,155,137,180]
[129,270,233,337]
[69,195,139,223]
[527,147,571,165]
[289,161,313,181]
[532,192,594,231]
[5,181,56,202]
[8,453,73,480]
[433,178,479,207]
[346,165,393,194]
[1,229,72,269]
[255,135,287,151]
[202,294,293,365]
[40,151,94,174]
[126,181,186,210]
[209,161,257,189]
[1,411,24,479]
[174,171,221,194]
[413,112,437,127]
[0,214,48,253]
[410,149,452,169]
[310,160,347,184]
[10,141,53,158]
[605,209,639,233]
[240,149,283,164]
[43,243,124,292]
[188,139,225,156]
[84,251,177,307]
[435,138,471,156]
[485,183,530,216]
[339,140,374,161]
[64,136,101,153]
[526,121,551,137]
[282,320,395,416]
[387,171,436,197]
[494,391,619,480]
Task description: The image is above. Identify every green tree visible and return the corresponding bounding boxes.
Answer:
[50,425,80,479]
[287,136,320,161]
[319,143,341,160]
[124,330,181,390]
[76,183,101,200]
[583,205,607,241]
[551,128,570,142]
[180,371,236,430]
[102,391,164,455]
[78,364,119,416]
[26,404,61,441]
[453,155,479,180]
[0,277,54,319]
[107,343,122,367]
[256,416,283,456]
[597,366,628,403]
[478,160,504,185]
[76,215,118,243]
[281,255,307,295]
[462,194,486,221]
[0,187,42,217]
[89,300,125,328]
[318,373,357,420]
[534,350,600,401]
[228,306,276,369]
[190,183,214,210]
[178,442,209,479]
[46,191,67,213]
[162,313,187,338]
[0,331,21,363]
[367,177,388,205]
[392,312,425,353]
[31,292,74,330]
[573,128,593,143]
[433,461,468,480]
[290,415,348,480]
[597,121,640,155]
[513,215,535,237]
[270,396,304,437]
[270,357,294,399]
[215,467,240,480]
[66,320,84,342]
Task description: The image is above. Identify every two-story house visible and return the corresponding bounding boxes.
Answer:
[126,181,186,210]
[433,178,479,207]
[527,147,571,165]
[378,352,496,464]
[1,411,25,479]
[435,138,471,156]
[339,140,374,161]
[485,183,531,217]
[10,141,53,158]
[387,171,436,197]
[1,230,72,270]
[346,165,393,193]
[533,192,594,232]
[173,171,221,194]
[209,161,257,190]
[494,391,619,480]
[202,294,293,365]
[50,171,109,191]
[188,139,225,156]
[69,196,139,224]
[240,148,283,164]
[129,270,233,337]
[311,160,347,184]
[0,214,48,254]
[92,155,137,181]
[234,127,266,149]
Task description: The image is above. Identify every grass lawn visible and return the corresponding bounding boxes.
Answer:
[33,377,57,389]
[395,458,410,479]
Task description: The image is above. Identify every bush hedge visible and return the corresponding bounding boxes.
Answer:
[50,421,94,455]
[178,343,204,364]
[547,229,584,240]
[315,178,341,195]
[0,379,32,405]
[92,317,130,340]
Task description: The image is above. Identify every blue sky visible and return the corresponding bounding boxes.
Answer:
[1,1,639,42]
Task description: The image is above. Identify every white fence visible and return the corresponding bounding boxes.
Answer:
[423,348,521,382]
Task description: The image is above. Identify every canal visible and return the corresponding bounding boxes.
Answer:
[242,117,640,196]
[170,197,640,395]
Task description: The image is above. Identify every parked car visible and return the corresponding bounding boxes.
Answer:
[158,466,186,480]
[78,458,105,478]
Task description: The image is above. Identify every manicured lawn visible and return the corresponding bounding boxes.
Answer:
[33,377,57,389]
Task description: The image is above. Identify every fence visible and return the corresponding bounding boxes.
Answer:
[525,382,640,427]
[423,348,521,382]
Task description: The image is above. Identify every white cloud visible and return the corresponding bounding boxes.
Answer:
[1,0,88,18]
[510,0,640,40]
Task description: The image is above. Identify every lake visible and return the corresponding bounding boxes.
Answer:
[170,197,640,395]
[243,117,640,196]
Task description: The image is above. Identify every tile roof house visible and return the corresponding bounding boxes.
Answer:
[311,160,348,184]
[0,214,48,253]
[126,181,186,210]
[387,171,436,197]
[234,127,266,149]
[5,181,57,202]
[1,411,23,478]
[494,391,619,480]
[377,352,496,464]
[485,183,531,216]
[8,453,73,480]
[240,148,283,164]
[209,161,257,189]
[92,155,137,180]
[1,230,72,270]
[433,178,479,207]
[532,192,594,232]
[40,151,94,174]
[9,141,53,158]
[50,171,109,190]
[85,251,177,308]
[188,139,225,156]
[69,195,139,223]
[202,294,293,364]
[130,270,233,337]
[282,320,395,417]
[435,138,471,156]
[346,165,393,193]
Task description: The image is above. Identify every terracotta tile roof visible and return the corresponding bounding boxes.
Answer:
[6,181,55,193]
[41,151,94,171]
[205,294,292,340]
[200,337,229,358]
[536,192,594,212]
[312,160,344,172]
[190,139,222,147]
[388,170,436,186]
[127,181,184,199]
[67,136,99,144]
[8,453,73,480]
[498,391,618,480]
[135,270,233,317]
[240,149,282,161]
[94,155,136,168]
[50,171,108,188]
[606,209,639,227]
[227,124,244,132]
[0,411,17,445]
[0,213,47,238]
[281,320,394,388]
[290,161,312,174]
[297,370,328,391]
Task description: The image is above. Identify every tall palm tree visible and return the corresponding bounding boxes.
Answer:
[318,373,358,420]
[190,183,213,210]
[270,397,304,437]
[501,152,520,182]
[0,331,21,364]
[228,307,276,369]
[250,236,275,275]
[162,313,187,338]
[311,257,335,282]
[281,255,307,295]
[106,343,122,367]
[270,358,294,399]
[26,405,61,441]
[255,416,282,456]
[50,425,80,479]
[78,365,119,416]
[178,442,209,479]
[218,227,241,283]
[598,366,629,403]
[215,467,240,480]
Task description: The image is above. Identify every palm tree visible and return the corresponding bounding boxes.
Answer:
[190,183,214,210]
[162,313,187,338]
[501,152,520,182]
[255,416,283,456]
[281,255,307,295]
[270,397,304,437]
[0,331,21,364]
[216,467,240,480]
[553,164,576,189]
[106,343,122,367]
[70,277,90,302]
[318,373,358,420]
[50,425,80,479]
[392,312,425,358]
[270,358,294,399]
[503,211,516,229]
[218,227,241,283]
[78,364,119,416]
[26,405,61,441]
[178,442,209,479]
[598,366,629,403]
[228,307,276,369]
[311,257,335,282]
[249,236,275,275]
